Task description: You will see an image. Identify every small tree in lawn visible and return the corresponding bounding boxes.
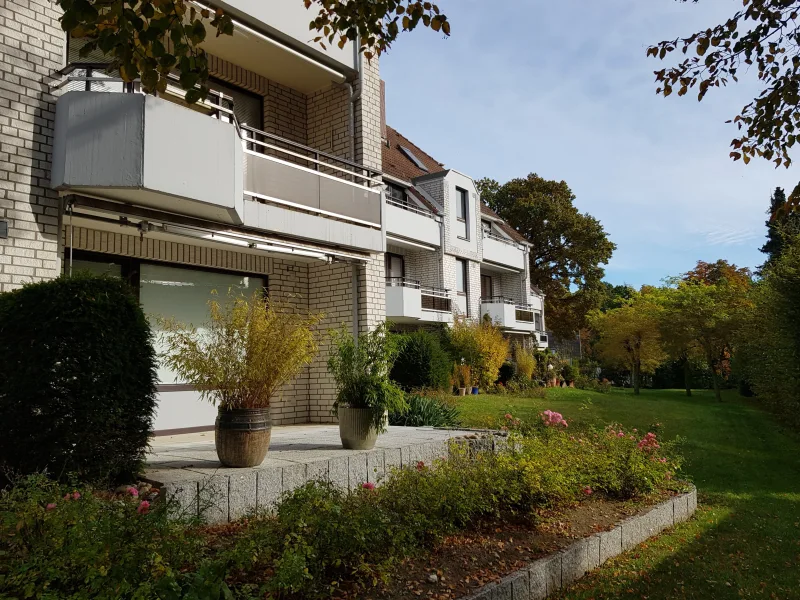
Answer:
[589,294,666,395]
[662,261,752,402]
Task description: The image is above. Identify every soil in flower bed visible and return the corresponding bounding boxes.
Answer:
[335,493,673,600]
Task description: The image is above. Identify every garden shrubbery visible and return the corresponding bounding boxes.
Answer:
[1,412,683,599]
[0,275,158,485]
[389,391,461,428]
[390,329,452,391]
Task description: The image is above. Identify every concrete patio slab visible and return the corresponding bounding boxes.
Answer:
[145,425,482,522]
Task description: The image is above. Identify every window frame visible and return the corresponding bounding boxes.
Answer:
[456,258,468,296]
[455,187,470,240]
[385,252,405,280]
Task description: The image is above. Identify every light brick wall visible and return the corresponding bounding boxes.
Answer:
[355,56,382,171]
[0,0,64,292]
[307,84,350,160]
[386,243,444,290]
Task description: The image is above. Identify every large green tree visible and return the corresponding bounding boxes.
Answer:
[58,0,449,103]
[477,174,616,339]
[649,0,800,171]
[761,184,800,269]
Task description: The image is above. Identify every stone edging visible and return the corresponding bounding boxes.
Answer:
[459,486,698,600]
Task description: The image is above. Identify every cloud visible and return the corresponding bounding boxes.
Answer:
[381,0,797,286]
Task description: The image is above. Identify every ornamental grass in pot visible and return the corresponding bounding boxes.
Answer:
[327,323,406,450]
[159,291,322,468]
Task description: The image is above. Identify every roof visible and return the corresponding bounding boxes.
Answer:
[480,204,528,245]
[382,126,446,181]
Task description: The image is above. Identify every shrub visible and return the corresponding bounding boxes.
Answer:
[451,362,472,389]
[328,323,407,431]
[0,475,210,598]
[159,291,322,410]
[514,345,536,380]
[450,319,509,388]
[390,330,452,391]
[0,275,158,484]
[574,374,612,393]
[389,392,461,428]
[497,361,515,384]
[561,362,578,382]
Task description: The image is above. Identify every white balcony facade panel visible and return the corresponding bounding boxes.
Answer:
[482,236,525,271]
[385,203,440,248]
[386,285,423,322]
[481,301,537,333]
[420,307,454,325]
[52,92,244,224]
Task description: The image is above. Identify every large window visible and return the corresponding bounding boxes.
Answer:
[480,274,493,300]
[456,258,468,295]
[68,252,266,386]
[386,183,407,206]
[456,188,469,240]
[385,253,405,281]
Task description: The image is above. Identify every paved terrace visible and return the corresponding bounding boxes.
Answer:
[145,425,485,523]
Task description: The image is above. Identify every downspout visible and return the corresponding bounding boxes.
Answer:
[351,263,360,344]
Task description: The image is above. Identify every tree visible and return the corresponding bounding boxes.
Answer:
[761,184,800,269]
[648,0,800,172]
[599,282,636,312]
[589,294,666,395]
[663,261,752,402]
[58,0,449,103]
[477,174,616,338]
[650,287,702,397]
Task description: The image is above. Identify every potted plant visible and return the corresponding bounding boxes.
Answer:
[159,291,321,467]
[327,323,407,450]
[561,363,578,388]
[451,363,471,396]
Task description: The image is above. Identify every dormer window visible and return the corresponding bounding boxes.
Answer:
[456,187,469,240]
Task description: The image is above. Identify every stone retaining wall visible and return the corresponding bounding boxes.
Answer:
[460,487,698,600]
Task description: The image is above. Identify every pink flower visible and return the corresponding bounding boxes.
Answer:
[361,482,376,490]
[127,487,139,497]
[505,413,513,420]
[583,486,593,496]
[137,500,150,515]
[659,458,667,464]
[46,503,57,511]
[416,461,425,471]
[72,492,81,500]
[63,494,70,501]
[617,432,625,438]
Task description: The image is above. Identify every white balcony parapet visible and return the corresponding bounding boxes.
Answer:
[482,231,525,271]
[385,198,441,248]
[386,278,453,324]
[480,296,538,333]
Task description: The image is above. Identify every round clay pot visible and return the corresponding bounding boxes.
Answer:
[338,406,379,450]
[215,407,271,468]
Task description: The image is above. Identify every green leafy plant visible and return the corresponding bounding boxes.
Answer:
[451,362,472,389]
[328,323,407,431]
[0,274,157,485]
[450,319,509,388]
[389,392,461,428]
[390,329,452,391]
[159,290,322,410]
[514,345,537,380]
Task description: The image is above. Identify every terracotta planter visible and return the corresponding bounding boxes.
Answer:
[215,407,271,468]
[338,406,379,450]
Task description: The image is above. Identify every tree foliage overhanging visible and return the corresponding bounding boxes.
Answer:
[649,0,800,179]
[59,0,449,103]
[478,174,616,339]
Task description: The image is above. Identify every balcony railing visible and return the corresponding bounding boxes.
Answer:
[386,197,435,219]
[481,296,515,305]
[386,277,421,289]
[421,286,452,313]
[483,230,524,249]
[515,307,535,323]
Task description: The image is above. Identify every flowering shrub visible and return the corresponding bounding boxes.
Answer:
[541,409,569,428]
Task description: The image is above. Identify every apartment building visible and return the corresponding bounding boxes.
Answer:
[0,0,386,433]
[380,124,548,350]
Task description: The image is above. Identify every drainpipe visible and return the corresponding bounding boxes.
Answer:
[351,263,360,345]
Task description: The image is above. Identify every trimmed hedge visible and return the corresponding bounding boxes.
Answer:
[0,274,158,484]
[390,330,452,391]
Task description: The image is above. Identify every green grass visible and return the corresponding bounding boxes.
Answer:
[458,388,800,599]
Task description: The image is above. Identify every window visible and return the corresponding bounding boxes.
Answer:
[480,274,493,300]
[386,183,407,206]
[456,188,469,239]
[534,312,543,331]
[385,253,405,281]
[399,145,429,172]
[456,258,468,295]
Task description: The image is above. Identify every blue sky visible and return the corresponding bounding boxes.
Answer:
[380,0,799,287]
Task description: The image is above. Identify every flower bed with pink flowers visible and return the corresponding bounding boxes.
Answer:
[0,411,686,600]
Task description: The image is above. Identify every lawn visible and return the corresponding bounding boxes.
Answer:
[458,388,800,599]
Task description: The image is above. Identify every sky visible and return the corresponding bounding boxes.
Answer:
[380,0,799,287]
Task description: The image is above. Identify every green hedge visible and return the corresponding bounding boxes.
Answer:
[0,274,158,484]
[390,329,452,390]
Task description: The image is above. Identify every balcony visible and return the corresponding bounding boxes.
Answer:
[482,231,525,271]
[480,296,538,333]
[51,69,383,252]
[386,278,453,325]
[385,198,441,249]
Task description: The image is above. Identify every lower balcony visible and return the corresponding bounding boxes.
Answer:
[480,296,539,333]
[386,278,454,325]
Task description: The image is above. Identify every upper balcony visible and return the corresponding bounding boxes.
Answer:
[51,70,383,252]
[386,278,453,325]
[385,197,441,249]
[482,231,526,271]
[481,296,545,338]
